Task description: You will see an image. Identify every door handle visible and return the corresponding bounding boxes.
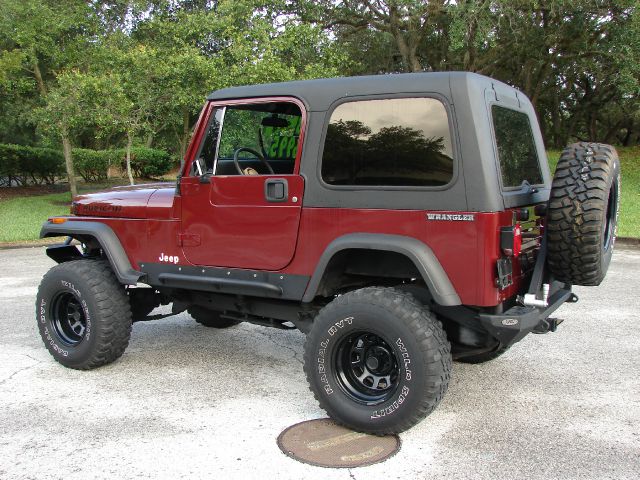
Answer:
[264,178,288,202]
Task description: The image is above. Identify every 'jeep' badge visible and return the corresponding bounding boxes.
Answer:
[426,213,475,221]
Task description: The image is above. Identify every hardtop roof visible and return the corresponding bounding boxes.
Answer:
[206,71,507,111]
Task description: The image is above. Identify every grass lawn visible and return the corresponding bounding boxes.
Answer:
[0,146,638,243]
[0,192,71,242]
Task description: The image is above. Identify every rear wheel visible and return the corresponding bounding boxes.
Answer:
[35,260,132,370]
[303,287,451,434]
[188,306,239,328]
[547,142,620,285]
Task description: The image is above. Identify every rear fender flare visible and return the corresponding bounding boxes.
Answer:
[40,221,142,285]
[302,233,461,306]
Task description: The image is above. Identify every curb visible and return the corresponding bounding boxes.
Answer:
[616,237,640,248]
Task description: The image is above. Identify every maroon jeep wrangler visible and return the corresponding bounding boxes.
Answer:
[36,72,620,434]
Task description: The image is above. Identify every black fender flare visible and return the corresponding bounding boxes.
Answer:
[302,233,461,306]
[40,221,142,285]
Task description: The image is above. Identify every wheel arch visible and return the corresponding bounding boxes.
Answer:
[40,220,142,285]
[302,233,461,306]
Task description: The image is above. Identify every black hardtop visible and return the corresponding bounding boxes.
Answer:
[207,71,510,111]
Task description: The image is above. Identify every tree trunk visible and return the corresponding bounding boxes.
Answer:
[33,58,48,96]
[125,132,135,185]
[61,133,77,197]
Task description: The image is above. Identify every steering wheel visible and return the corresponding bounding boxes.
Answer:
[233,147,274,175]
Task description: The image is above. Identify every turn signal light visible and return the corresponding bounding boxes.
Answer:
[50,217,67,224]
[500,224,522,257]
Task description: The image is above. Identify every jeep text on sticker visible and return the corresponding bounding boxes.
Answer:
[159,253,179,264]
[426,213,475,221]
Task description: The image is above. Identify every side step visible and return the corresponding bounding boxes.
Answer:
[158,273,283,297]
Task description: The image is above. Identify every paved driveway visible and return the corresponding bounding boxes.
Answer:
[0,246,638,479]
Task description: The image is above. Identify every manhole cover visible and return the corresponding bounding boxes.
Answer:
[277,418,400,468]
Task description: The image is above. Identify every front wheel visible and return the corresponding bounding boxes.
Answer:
[303,287,451,434]
[35,260,132,370]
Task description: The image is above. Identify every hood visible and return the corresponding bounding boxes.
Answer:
[72,182,176,219]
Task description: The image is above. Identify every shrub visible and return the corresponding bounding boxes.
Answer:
[72,148,111,182]
[120,147,174,178]
[0,143,64,186]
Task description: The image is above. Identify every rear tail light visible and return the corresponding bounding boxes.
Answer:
[500,223,522,257]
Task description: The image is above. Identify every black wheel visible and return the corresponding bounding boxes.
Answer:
[455,345,510,364]
[188,306,239,328]
[547,142,621,286]
[35,260,132,370]
[303,287,451,435]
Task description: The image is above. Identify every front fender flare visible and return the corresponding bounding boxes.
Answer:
[302,233,461,306]
[40,220,142,285]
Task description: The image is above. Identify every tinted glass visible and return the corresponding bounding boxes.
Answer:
[492,105,543,188]
[321,98,454,186]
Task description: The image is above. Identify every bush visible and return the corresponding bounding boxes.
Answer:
[74,147,173,182]
[72,148,111,182]
[121,147,174,178]
[0,143,64,186]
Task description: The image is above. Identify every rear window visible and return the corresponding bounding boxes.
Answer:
[492,105,543,188]
[321,98,454,187]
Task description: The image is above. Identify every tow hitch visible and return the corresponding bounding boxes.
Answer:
[532,317,564,334]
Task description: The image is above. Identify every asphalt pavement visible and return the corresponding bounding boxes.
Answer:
[0,246,638,480]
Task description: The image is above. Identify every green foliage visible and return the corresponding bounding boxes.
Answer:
[72,148,113,183]
[73,147,174,182]
[0,143,64,185]
[123,147,175,178]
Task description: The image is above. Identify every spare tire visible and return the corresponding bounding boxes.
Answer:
[547,142,620,286]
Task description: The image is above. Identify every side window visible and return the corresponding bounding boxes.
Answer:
[492,105,543,188]
[192,107,224,176]
[321,98,454,186]
[215,102,302,175]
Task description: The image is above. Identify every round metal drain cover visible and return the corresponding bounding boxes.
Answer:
[277,418,400,468]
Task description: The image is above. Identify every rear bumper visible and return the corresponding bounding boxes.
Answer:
[478,281,576,347]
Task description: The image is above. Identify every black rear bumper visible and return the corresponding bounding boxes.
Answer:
[477,281,577,347]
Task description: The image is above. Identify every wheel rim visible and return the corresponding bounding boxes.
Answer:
[334,331,400,405]
[51,292,87,346]
[603,179,618,251]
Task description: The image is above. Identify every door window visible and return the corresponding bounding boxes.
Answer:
[193,101,302,177]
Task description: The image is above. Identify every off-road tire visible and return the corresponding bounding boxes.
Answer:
[455,345,510,364]
[35,259,132,370]
[188,306,239,328]
[547,142,620,286]
[303,287,451,435]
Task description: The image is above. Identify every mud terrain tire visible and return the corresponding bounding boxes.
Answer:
[35,260,132,370]
[303,287,451,435]
[188,306,239,328]
[547,142,620,286]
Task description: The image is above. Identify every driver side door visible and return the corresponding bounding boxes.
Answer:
[180,98,305,271]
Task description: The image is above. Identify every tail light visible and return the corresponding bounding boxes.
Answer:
[500,223,522,257]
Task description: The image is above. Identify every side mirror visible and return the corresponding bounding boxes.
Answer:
[199,173,212,184]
